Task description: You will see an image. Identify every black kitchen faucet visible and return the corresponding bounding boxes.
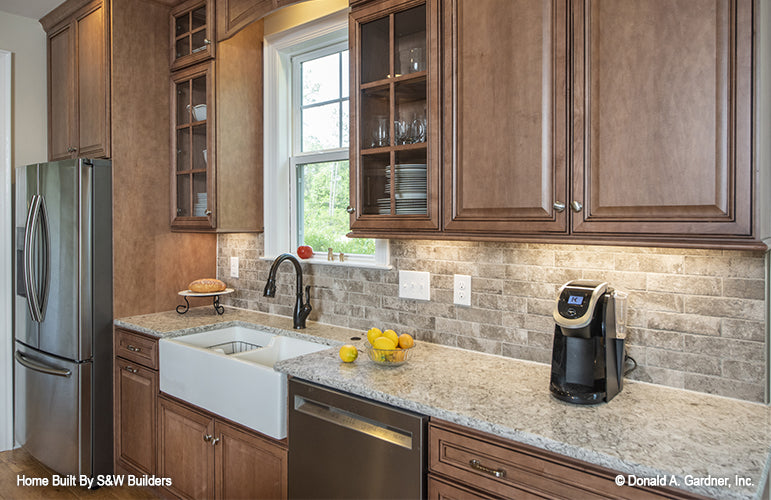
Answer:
[263,253,312,329]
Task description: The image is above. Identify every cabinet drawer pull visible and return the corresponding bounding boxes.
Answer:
[469,459,506,478]
[124,366,138,374]
[203,434,213,442]
[126,344,141,352]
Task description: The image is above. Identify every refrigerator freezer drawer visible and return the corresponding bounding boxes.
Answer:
[14,342,92,476]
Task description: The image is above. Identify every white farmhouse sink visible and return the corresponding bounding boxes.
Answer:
[159,325,328,439]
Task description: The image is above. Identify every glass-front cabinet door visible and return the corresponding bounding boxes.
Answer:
[171,61,215,230]
[349,0,439,233]
[170,0,214,71]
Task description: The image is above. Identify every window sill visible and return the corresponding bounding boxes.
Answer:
[260,254,392,270]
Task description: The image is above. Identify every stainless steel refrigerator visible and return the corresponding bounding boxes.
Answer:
[14,158,112,477]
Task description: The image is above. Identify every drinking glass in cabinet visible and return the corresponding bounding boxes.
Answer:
[371,115,389,148]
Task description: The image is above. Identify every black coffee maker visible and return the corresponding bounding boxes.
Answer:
[550,280,626,404]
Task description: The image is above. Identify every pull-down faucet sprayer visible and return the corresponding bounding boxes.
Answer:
[263,253,312,329]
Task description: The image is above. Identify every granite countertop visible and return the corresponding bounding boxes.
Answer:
[115,306,771,500]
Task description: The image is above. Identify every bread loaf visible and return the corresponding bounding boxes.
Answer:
[188,278,226,293]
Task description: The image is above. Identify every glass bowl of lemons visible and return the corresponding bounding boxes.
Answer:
[365,328,415,367]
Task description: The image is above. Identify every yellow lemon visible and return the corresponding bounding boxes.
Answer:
[366,327,383,345]
[372,336,397,350]
[398,333,415,349]
[382,329,399,346]
[339,344,358,363]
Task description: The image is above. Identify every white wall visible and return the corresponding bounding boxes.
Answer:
[0,11,47,170]
[0,11,47,452]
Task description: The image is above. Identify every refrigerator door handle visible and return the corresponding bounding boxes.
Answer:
[15,350,72,378]
[23,195,41,322]
[37,195,51,319]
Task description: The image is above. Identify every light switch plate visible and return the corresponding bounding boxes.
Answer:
[399,270,430,301]
[454,274,471,306]
[230,257,239,278]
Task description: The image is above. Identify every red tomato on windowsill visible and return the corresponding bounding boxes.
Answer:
[297,245,313,259]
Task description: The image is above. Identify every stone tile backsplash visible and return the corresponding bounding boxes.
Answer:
[217,234,768,402]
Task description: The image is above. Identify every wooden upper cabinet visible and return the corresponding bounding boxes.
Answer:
[442,0,568,235]
[571,0,753,239]
[349,0,441,233]
[171,0,215,71]
[45,0,110,161]
[170,19,263,233]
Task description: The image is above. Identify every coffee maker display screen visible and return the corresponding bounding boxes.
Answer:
[567,295,584,305]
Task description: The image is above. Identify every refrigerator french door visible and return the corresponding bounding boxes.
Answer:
[14,158,113,477]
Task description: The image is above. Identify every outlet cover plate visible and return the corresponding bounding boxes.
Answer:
[230,257,239,278]
[399,270,430,301]
[454,274,471,306]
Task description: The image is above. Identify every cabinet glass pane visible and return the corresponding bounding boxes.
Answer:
[177,128,190,171]
[394,149,427,215]
[192,172,207,217]
[361,17,389,83]
[192,125,207,170]
[176,81,190,125]
[175,13,189,36]
[192,76,206,107]
[360,87,390,148]
[360,153,390,215]
[395,79,427,145]
[176,36,190,60]
[191,30,208,54]
[394,5,426,76]
[342,50,349,98]
[191,7,206,30]
[341,101,350,148]
[177,174,190,217]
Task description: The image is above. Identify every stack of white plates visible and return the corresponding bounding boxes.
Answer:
[379,163,427,215]
[194,192,208,217]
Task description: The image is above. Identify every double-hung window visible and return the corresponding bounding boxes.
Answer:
[264,11,388,267]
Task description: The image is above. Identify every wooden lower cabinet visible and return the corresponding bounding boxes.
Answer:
[429,420,706,500]
[157,395,288,500]
[114,328,159,477]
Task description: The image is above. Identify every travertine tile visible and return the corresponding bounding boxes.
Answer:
[683,296,764,321]
[615,253,684,274]
[683,255,765,279]
[722,278,765,300]
[646,312,720,336]
[720,318,765,342]
[721,360,765,384]
[646,348,721,376]
[646,274,721,296]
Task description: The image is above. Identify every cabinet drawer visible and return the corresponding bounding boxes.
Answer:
[429,421,701,500]
[115,328,158,369]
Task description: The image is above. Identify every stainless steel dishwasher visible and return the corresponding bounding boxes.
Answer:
[288,378,428,499]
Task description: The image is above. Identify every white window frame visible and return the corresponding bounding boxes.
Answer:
[263,10,389,269]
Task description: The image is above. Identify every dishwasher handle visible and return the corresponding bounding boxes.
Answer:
[294,395,414,450]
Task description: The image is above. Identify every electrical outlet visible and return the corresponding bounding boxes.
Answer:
[230,257,239,278]
[454,274,471,306]
[399,270,430,301]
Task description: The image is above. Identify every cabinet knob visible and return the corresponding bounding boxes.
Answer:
[203,434,212,442]
[210,437,220,445]
[124,366,138,374]
[67,147,76,153]
[570,201,583,212]
[553,201,566,212]
[346,206,355,214]
[205,209,212,216]
[204,39,211,45]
